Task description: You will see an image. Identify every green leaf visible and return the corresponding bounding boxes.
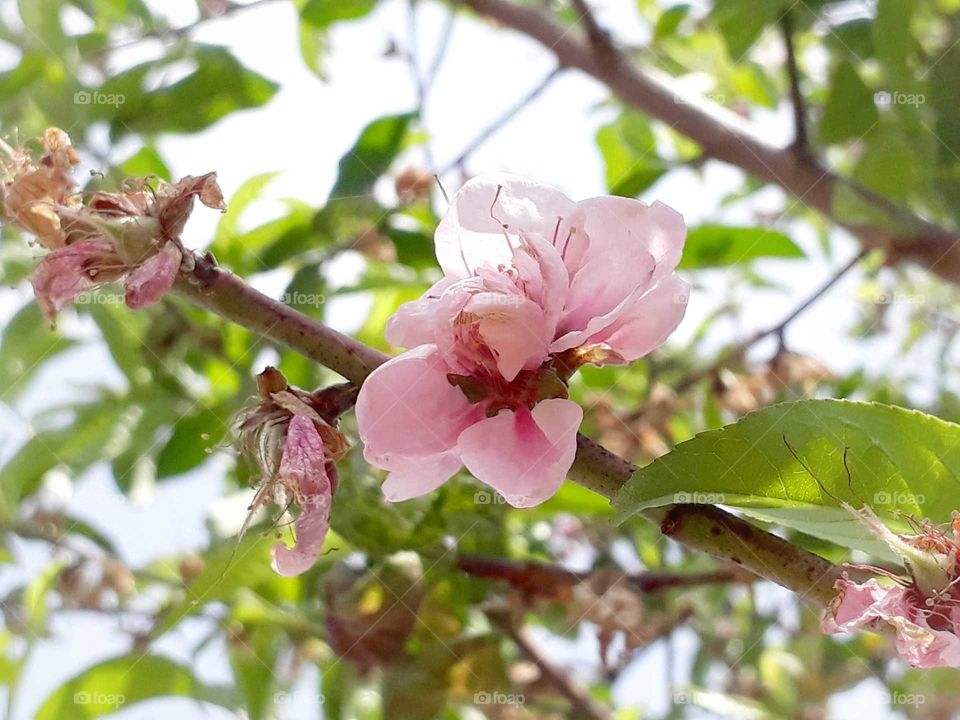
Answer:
[596,111,667,197]
[103,46,278,137]
[35,655,231,719]
[818,61,878,145]
[301,0,376,27]
[153,534,288,636]
[0,401,130,516]
[852,127,916,200]
[330,113,416,199]
[0,303,73,403]
[155,402,233,478]
[654,4,690,41]
[677,225,803,269]
[709,0,781,60]
[613,400,960,557]
[229,625,281,720]
[873,0,914,72]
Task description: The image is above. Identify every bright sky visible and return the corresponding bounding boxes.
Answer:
[0,0,915,717]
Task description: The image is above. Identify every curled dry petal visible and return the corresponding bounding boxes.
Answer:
[31,239,118,324]
[271,414,335,576]
[1,128,81,249]
[124,242,183,310]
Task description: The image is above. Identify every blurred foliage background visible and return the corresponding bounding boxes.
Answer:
[1,0,960,718]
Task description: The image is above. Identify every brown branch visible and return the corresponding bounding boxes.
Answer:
[780,10,809,155]
[173,254,844,605]
[457,0,960,283]
[487,608,613,720]
[456,554,755,596]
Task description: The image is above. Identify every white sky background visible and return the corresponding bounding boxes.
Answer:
[0,0,924,717]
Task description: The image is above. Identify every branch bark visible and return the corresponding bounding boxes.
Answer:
[457,0,960,283]
[173,254,844,605]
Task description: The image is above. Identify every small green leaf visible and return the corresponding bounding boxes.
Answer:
[654,4,690,40]
[709,0,781,60]
[614,400,960,558]
[35,655,231,720]
[301,0,376,27]
[330,113,416,199]
[596,111,667,197]
[818,61,878,144]
[678,225,803,269]
[103,47,278,137]
[0,303,74,402]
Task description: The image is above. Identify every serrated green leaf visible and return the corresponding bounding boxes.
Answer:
[613,400,960,557]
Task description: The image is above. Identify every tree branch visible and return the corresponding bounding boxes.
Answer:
[456,554,755,595]
[487,608,613,720]
[780,10,809,155]
[456,0,960,283]
[172,254,844,605]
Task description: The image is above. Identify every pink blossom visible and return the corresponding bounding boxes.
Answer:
[822,508,960,668]
[357,174,688,507]
[271,414,336,577]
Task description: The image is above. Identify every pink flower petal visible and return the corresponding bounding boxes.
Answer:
[356,345,481,499]
[568,274,689,362]
[822,579,960,668]
[385,277,457,349]
[466,291,553,381]
[124,242,182,310]
[31,239,115,324]
[380,451,465,502]
[558,198,686,338]
[271,414,334,577]
[457,398,582,508]
[435,174,575,278]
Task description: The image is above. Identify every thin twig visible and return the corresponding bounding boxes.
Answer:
[457,554,754,595]
[488,609,613,720]
[569,0,617,67]
[89,0,284,59]
[780,10,809,155]
[625,249,867,422]
[439,66,563,174]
